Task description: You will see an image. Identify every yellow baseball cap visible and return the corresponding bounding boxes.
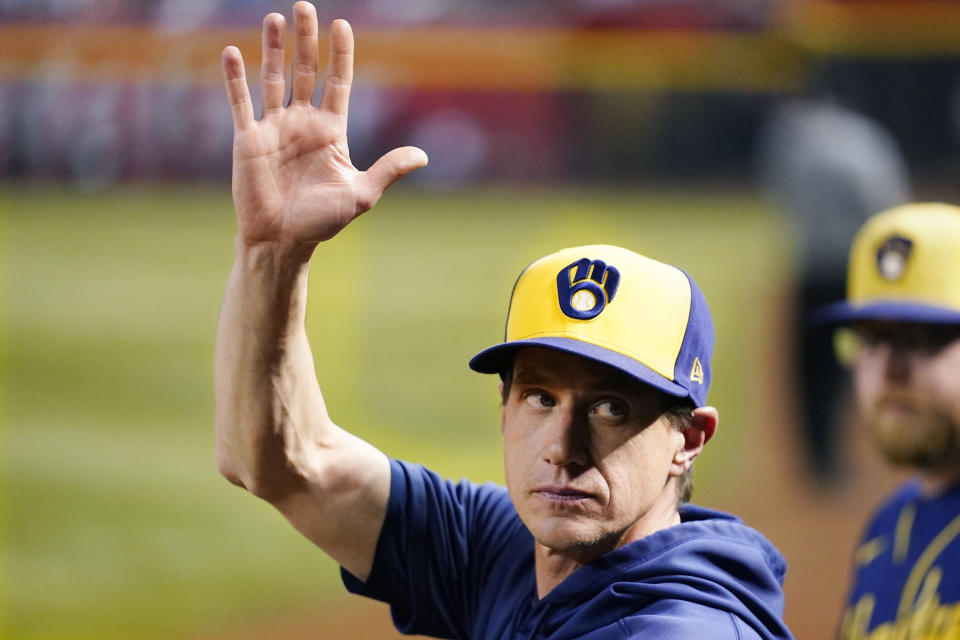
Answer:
[815,203,960,325]
[469,245,714,407]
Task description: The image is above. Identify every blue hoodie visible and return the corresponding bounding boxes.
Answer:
[343,459,794,639]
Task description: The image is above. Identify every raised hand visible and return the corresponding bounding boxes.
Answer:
[221,2,427,255]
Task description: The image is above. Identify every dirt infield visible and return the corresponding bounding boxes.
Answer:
[197,599,410,640]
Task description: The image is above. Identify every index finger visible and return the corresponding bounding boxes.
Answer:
[222,46,254,131]
[320,19,354,118]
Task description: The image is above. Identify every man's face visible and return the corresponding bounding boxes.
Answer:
[501,347,685,555]
[851,321,960,469]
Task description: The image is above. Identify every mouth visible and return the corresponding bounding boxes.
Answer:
[532,486,595,506]
[877,397,918,417]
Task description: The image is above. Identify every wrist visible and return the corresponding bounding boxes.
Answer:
[235,237,315,272]
[231,240,313,316]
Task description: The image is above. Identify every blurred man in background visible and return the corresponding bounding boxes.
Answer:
[815,203,960,638]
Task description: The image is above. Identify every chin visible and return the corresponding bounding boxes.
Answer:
[870,412,960,468]
[529,516,616,552]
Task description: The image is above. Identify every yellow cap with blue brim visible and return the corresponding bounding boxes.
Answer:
[814,203,960,326]
[469,244,714,407]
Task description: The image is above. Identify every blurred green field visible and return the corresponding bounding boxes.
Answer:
[3,183,792,639]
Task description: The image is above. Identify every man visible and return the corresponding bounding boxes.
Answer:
[215,3,793,638]
[815,203,960,639]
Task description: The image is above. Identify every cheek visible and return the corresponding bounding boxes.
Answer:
[853,354,885,409]
[926,356,960,418]
[602,454,665,519]
[501,420,537,487]
[603,430,675,502]
[501,430,522,483]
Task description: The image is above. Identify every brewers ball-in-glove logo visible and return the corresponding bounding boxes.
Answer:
[557,258,620,320]
[876,235,913,282]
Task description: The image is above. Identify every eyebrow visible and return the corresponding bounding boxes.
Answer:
[513,366,641,396]
[599,376,640,394]
[512,368,550,387]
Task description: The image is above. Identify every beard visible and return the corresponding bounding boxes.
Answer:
[865,393,960,469]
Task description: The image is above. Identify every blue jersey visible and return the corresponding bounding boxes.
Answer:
[342,459,794,639]
[839,481,960,639]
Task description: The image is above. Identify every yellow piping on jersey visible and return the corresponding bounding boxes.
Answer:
[854,537,888,568]
[897,512,960,619]
[893,503,916,565]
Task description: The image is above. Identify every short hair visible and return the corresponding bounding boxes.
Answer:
[662,399,696,504]
[500,368,697,504]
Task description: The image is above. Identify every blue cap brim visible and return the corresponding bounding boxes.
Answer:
[468,337,696,405]
[812,300,960,326]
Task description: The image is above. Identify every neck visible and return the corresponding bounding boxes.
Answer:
[533,504,681,598]
[920,464,960,496]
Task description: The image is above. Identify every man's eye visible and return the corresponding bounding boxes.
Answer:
[592,400,627,420]
[524,392,555,408]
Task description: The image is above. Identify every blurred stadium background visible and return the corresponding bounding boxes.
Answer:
[3,1,960,639]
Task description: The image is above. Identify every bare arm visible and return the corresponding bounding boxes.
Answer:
[214,2,427,580]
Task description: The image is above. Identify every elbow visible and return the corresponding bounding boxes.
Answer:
[215,445,247,490]
[214,438,302,503]
[213,418,269,494]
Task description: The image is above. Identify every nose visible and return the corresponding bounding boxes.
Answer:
[882,343,913,383]
[542,405,590,469]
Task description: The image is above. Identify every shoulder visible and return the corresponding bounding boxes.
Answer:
[388,458,512,517]
[859,480,923,539]
[385,459,525,551]
[676,504,788,582]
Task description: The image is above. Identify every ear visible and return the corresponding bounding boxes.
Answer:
[670,406,718,474]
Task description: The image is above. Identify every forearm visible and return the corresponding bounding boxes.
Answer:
[214,240,327,499]
[215,238,391,577]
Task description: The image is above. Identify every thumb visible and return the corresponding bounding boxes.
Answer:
[365,146,429,201]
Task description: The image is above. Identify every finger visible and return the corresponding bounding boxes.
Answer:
[291,1,319,105]
[261,13,286,114]
[363,146,429,205]
[320,19,353,118]
[222,46,254,132]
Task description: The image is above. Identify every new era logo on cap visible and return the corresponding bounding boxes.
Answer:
[691,357,705,384]
[468,245,714,407]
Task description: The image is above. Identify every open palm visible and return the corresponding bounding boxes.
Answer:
[222,2,427,252]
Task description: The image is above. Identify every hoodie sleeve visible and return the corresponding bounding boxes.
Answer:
[340,458,522,638]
